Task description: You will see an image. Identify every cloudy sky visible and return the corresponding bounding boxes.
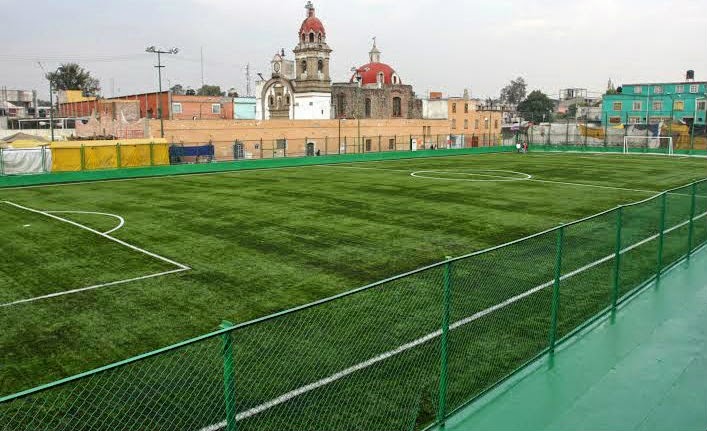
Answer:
[2,0,706,100]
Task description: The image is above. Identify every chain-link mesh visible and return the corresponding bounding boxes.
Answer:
[1,180,705,430]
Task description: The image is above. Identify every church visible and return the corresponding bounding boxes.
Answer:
[255,2,422,121]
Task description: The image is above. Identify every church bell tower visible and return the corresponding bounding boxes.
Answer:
[293,1,332,93]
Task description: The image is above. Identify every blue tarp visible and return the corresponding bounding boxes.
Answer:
[169,144,214,164]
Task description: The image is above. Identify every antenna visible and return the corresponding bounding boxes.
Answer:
[245,63,252,97]
[200,46,205,87]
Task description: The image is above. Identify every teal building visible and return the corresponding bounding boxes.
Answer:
[234,97,256,120]
[602,81,706,126]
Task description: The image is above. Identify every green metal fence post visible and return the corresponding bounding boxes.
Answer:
[0,148,4,176]
[116,143,122,168]
[611,207,623,309]
[656,193,667,283]
[324,136,328,155]
[80,144,86,171]
[687,182,697,261]
[436,259,453,426]
[549,226,564,353]
[220,320,237,431]
[149,142,155,166]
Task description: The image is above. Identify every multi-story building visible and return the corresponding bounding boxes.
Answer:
[602,72,707,126]
[421,91,502,146]
[0,88,38,118]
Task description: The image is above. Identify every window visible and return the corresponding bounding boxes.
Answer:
[451,119,457,129]
[609,116,621,124]
[484,118,489,129]
[301,33,305,43]
[172,102,182,114]
[653,86,663,94]
[474,119,479,129]
[674,100,684,111]
[632,101,642,111]
[698,101,706,111]
[612,102,622,111]
[675,85,684,93]
[276,139,287,150]
[451,103,456,113]
[309,32,314,43]
[211,104,221,114]
[690,84,699,94]
[392,75,399,84]
[317,33,322,43]
[388,138,395,150]
[377,72,384,84]
[633,86,642,94]
[463,119,468,129]
[652,101,663,111]
[494,119,499,129]
[464,103,469,113]
[629,117,643,124]
[336,94,345,117]
[317,59,323,72]
[301,60,307,73]
[364,98,371,118]
[365,139,372,152]
[392,97,402,117]
[269,96,274,107]
[286,95,290,105]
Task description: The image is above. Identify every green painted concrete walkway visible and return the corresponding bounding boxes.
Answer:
[437,246,707,431]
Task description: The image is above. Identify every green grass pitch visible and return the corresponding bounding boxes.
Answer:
[1,151,705,401]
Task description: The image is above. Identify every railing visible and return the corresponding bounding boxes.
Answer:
[1,179,706,431]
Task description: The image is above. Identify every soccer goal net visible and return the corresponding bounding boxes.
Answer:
[623,136,673,155]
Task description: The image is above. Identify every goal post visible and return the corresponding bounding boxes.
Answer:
[623,136,673,155]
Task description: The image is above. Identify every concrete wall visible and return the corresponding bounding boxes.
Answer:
[422,99,448,119]
[293,93,331,119]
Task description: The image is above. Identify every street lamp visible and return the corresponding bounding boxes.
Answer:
[145,46,179,138]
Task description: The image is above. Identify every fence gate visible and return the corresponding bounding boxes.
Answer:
[306,142,315,156]
[233,142,244,159]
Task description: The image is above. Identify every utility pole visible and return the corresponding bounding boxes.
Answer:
[200,46,205,88]
[145,46,178,138]
[245,63,252,97]
[37,62,55,142]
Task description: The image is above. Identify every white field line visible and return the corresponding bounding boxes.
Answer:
[1,201,191,307]
[199,210,707,430]
[46,210,125,235]
[0,269,189,308]
[3,201,189,270]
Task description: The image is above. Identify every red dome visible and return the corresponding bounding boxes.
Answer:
[351,62,401,85]
[300,16,325,36]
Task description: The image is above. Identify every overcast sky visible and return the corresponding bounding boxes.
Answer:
[2,0,706,100]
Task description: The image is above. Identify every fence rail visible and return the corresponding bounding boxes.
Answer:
[1,177,706,430]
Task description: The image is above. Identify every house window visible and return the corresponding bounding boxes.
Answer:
[463,119,468,129]
[452,103,456,113]
[632,101,642,111]
[276,139,287,150]
[388,138,395,150]
[484,118,489,129]
[634,86,642,94]
[609,116,621,124]
[612,102,622,111]
[653,86,663,94]
[675,85,684,93]
[318,59,323,72]
[172,102,182,114]
[690,84,699,93]
[336,94,345,117]
[464,103,469,113]
[474,119,479,129]
[451,119,457,129]
[392,97,402,117]
[674,100,684,111]
[628,117,641,124]
[652,101,663,111]
[364,98,371,118]
[211,104,221,114]
[494,119,499,129]
[697,101,706,111]
[365,139,372,151]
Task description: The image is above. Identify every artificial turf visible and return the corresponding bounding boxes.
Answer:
[0,151,705,429]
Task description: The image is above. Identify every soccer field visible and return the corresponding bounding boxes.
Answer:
[1,151,705,399]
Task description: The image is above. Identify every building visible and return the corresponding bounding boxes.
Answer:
[602,71,707,126]
[421,90,503,146]
[255,2,332,120]
[0,88,38,118]
[234,97,256,119]
[170,95,234,120]
[331,39,422,119]
[556,88,601,115]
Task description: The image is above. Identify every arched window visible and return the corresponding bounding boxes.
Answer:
[301,33,305,43]
[301,60,307,73]
[269,95,274,107]
[318,59,323,72]
[392,75,399,84]
[377,72,384,84]
[317,33,322,43]
[309,32,314,43]
[392,97,402,117]
[364,98,371,118]
[286,95,290,105]
[336,93,345,117]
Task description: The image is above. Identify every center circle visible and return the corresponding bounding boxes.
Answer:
[409,169,532,182]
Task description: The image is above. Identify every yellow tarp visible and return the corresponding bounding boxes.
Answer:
[578,124,606,140]
[51,139,169,172]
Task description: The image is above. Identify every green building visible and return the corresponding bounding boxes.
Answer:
[602,79,706,126]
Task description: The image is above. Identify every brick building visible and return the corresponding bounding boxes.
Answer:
[331,40,422,120]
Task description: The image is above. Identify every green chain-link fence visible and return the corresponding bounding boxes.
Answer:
[2,179,706,431]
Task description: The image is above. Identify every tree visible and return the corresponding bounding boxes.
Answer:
[500,77,527,105]
[517,90,555,123]
[45,63,100,97]
[170,84,185,95]
[197,85,224,96]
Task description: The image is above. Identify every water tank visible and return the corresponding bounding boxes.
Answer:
[686,70,695,81]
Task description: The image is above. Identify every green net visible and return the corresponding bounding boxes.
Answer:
[1,179,705,430]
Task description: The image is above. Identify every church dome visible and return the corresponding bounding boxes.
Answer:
[350,40,401,85]
[299,2,325,39]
